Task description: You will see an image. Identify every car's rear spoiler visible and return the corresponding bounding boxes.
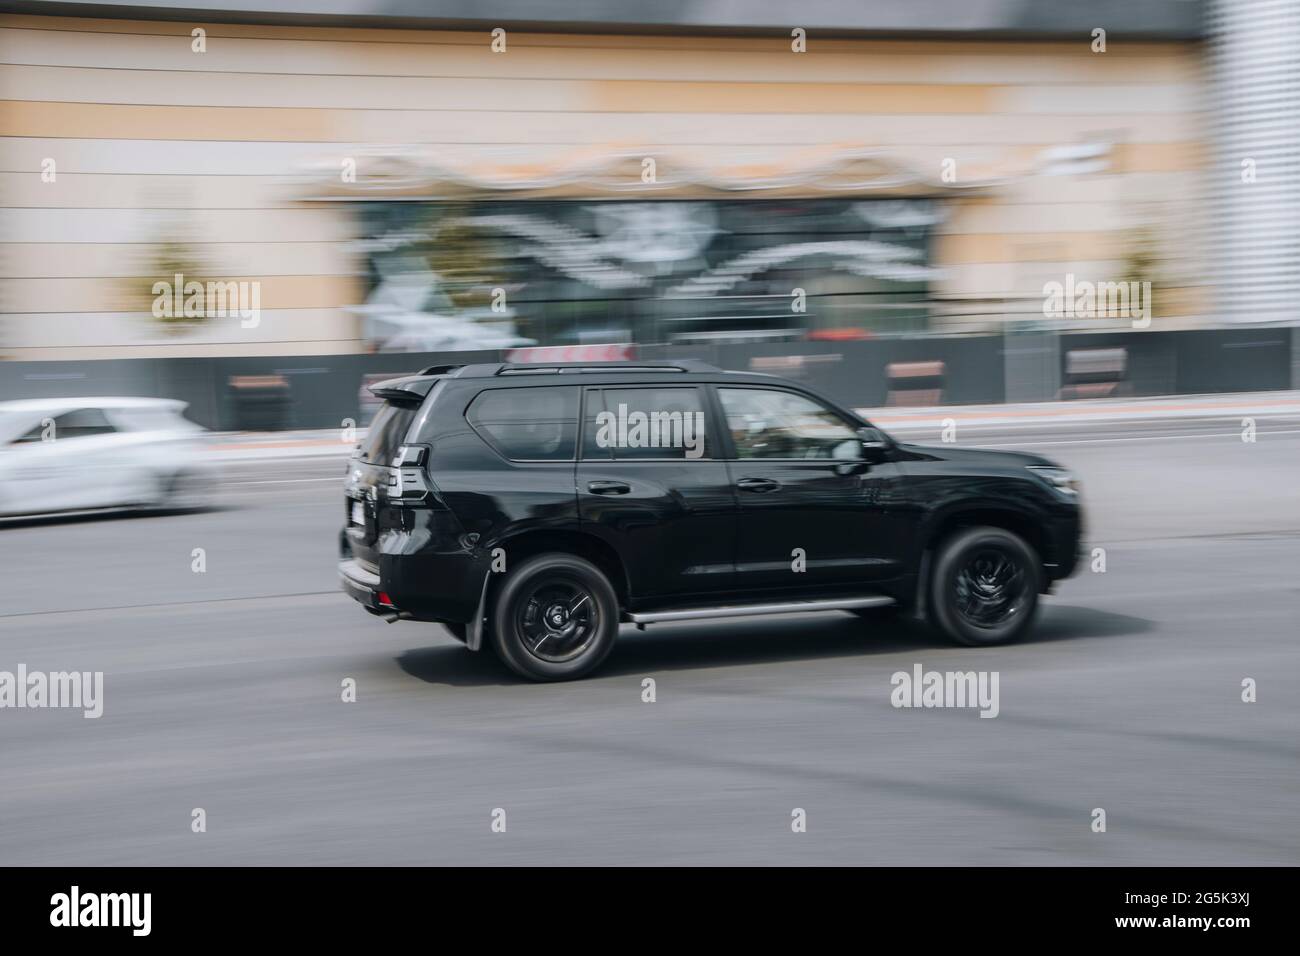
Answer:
[367,375,437,406]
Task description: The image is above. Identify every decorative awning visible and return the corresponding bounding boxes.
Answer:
[299,146,1005,201]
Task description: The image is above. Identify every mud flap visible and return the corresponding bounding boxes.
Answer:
[912,550,932,624]
[465,570,493,652]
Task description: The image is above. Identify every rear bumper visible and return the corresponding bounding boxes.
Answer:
[338,507,485,624]
[339,558,384,613]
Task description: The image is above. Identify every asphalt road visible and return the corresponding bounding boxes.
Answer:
[2,413,1298,865]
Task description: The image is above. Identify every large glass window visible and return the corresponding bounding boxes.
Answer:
[353,198,936,352]
[718,388,861,460]
[468,386,578,461]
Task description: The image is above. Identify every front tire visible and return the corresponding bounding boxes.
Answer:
[489,553,619,681]
[930,526,1040,646]
[154,470,215,512]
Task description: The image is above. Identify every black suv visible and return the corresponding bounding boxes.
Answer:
[340,361,1082,681]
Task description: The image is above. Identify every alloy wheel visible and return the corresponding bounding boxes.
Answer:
[516,578,600,664]
[953,547,1029,629]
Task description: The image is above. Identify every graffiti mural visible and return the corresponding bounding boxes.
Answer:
[349,199,942,352]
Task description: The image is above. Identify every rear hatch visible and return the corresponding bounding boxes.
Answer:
[344,400,419,570]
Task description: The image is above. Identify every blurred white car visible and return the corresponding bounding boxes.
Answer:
[0,397,216,518]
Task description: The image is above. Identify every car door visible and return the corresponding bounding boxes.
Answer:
[1,415,58,513]
[715,385,904,591]
[3,408,123,513]
[577,384,738,602]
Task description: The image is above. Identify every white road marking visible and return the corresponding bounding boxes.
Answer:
[971,428,1300,448]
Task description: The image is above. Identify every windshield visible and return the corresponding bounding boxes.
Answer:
[109,406,203,433]
[0,411,35,445]
[358,402,416,464]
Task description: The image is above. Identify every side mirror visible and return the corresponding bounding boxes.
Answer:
[857,426,891,463]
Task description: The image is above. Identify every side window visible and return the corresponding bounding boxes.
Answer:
[589,387,710,460]
[467,386,578,461]
[12,408,117,444]
[718,388,861,460]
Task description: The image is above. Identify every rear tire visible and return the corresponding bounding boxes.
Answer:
[489,553,619,681]
[930,526,1040,646]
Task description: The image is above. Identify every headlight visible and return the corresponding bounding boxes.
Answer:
[1027,465,1080,497]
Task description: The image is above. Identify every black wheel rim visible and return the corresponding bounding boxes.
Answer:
[953,546,1029,629]
[515,576,599,664]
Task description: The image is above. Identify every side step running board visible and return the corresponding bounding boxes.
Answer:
[626,595,894,625]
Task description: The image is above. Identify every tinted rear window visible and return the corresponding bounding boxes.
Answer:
[358,403,416,464]
[467,386,578,461]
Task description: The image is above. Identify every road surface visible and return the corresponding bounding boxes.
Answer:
[2,411,1297,865]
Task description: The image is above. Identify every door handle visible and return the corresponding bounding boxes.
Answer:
[736,477,781,493]
[587,480,631,495]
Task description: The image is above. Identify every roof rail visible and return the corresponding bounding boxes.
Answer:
[417,363,467,376]
[494,359,719,376]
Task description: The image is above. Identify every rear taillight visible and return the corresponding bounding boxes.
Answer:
[393,444,427,468]
[388,443,436,506]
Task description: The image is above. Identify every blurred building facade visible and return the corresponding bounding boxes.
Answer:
[1206,0,1300,326]
[3,0,1291,360]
